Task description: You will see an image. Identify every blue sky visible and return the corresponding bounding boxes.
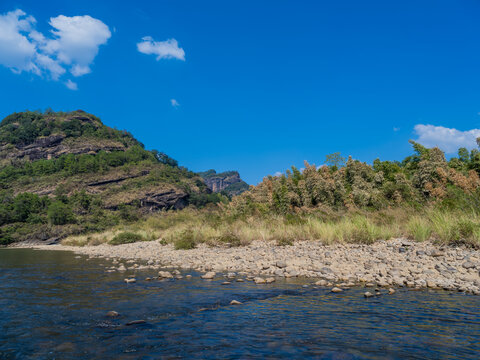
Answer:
[1,1,480,184]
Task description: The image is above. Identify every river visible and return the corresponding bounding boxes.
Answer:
[0,248,479,359]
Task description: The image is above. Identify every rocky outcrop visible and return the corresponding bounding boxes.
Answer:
[139,189,188,211]
[199,170,249,196]
[0,135,126,161]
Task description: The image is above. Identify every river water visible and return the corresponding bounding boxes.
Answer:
[0,248,479,359]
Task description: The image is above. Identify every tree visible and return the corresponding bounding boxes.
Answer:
[325,152,345,169]
[48,201,75,225]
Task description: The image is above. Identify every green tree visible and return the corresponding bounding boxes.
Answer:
[325,152,345,169]
[48,201,75,225]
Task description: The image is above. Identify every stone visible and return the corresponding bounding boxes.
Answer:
[124,278,136,283]
[462,261,476,269]
[254,277,266,284]
[125,320,146,326]
[230,300,242,305]
[315,279,328,286]
[331,287,343,293]
[221,281,231,285]
[388,288,396,294]
[201,271,216,279]
[276,260,287,268]
[364,291,374,298]
[145,277,152,281]
[236,279,244,282]
[265,277,276,283]
[158,271,173,278]
[106,311,119,317]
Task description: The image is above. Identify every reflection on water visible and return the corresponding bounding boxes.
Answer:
[0,248,479,359]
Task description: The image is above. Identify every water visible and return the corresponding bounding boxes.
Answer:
[0,249,479,359]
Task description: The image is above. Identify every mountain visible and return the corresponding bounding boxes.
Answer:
[198,169,249,196]
[0,110,218,244]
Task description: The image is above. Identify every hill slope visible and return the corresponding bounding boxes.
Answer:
[0,110,216,244]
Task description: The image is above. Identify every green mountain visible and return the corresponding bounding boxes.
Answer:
[0,110,219,244]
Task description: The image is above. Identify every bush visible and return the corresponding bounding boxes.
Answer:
[217,232,241,247]
[47,201,75,225]
[109,232,144,245]
[0,233,14,246]
[173,229,197,250]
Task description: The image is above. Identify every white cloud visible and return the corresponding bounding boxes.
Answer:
[393,127,400,132]
[414,124,480,153]
[137,36,185,61]
[43,15,111,76]
[273,171,282,177]
[64,79,78,90]
[170,99,180,108]
[0,9,111,89]
[0,10,38,73]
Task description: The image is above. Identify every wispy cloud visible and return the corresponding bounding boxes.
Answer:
[170,99,180,108]
[137,36,185,61]
[64,79,78,90]
[0,9,111,89]
[414,124,480,153]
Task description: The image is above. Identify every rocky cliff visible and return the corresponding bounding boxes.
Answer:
[199,169,249,196]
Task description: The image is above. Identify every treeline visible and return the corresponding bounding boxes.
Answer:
[0,110,140,147]
[230,141,480,215]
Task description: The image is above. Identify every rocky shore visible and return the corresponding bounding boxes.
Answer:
[23,238,480,295]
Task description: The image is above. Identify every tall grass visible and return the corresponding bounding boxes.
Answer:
[61,206,480,248]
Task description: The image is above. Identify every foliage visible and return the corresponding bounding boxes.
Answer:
[109,232,144,245]
[172,229,197,250]
[47,201,75,225]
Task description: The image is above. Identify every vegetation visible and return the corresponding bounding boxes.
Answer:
[60,140,480,249]
[0,110,222,244]
[2,109,479,249]
[109,232,145,245]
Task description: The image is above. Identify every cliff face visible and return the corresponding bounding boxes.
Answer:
[199,170,249,196]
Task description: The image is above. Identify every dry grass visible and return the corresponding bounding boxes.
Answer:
[61,206,480,248]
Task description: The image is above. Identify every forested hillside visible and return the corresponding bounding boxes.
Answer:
[0,110,222,244]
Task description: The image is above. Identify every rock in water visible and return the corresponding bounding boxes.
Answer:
[331,287,343,293]
[125,320,146,326]
[201,272,216,279]
[254,277,266,284]
[364,292,374,298]
[124,278,136,283]
[388,288,396,294]
[230,300,242,305]
[106,311,119,317]
[158,271,173,278]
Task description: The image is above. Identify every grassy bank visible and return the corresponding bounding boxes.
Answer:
[61,206,480,249]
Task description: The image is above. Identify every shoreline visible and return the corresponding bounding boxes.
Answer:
[12,238,480,295]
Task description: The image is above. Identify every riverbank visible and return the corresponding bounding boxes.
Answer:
[15,237,480,295]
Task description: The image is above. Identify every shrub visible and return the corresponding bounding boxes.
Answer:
[217,232,241,247]
[0,233,14,246]
[173,229,197,250]
[109,232,144,245]
[47,201,75,225]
